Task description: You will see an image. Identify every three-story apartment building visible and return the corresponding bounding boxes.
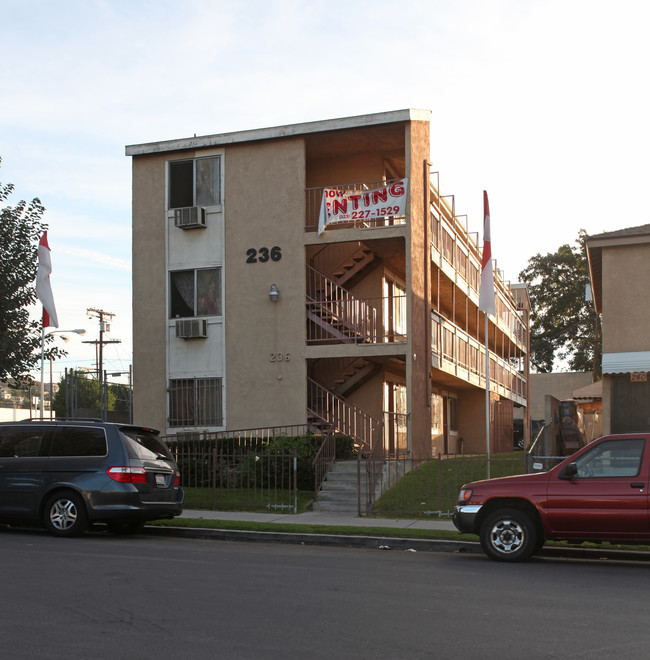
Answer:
[126,109,529,458]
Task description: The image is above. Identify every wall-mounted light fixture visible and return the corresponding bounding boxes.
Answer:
[269,283,280,302]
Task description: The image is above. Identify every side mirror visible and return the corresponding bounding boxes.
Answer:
[560,462,578,479]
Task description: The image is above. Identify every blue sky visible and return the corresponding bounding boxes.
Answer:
[2,0,649,380]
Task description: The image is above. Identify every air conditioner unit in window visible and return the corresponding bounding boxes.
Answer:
[175,319,208,339]
[174,206,206,229]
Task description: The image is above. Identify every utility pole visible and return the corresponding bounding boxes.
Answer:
[84,308,121,383]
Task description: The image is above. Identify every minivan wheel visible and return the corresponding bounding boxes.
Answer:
[44,492,89,537]
[479,508,537,562]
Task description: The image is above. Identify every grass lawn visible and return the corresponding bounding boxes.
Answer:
[182,486,314,514]
[372,452,528,518]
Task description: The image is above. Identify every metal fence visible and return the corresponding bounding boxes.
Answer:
[363,452,529,517]
[159,424,570,519]
[60,368,132,423]
[163,425,310,514]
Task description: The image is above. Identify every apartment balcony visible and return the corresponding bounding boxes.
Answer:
[429,187,528,352]
[432,313,526,405]
[305,179,408,232]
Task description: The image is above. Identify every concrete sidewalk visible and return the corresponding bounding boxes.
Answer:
[179,508,458,532]
[146,508,474,555]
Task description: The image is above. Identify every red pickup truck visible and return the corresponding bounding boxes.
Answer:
[453,433,650,562]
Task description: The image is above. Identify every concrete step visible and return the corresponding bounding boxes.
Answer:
[315,460,375,514]
[312,500,360,513]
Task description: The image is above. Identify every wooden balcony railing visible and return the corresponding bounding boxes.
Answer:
[432,314,526,403]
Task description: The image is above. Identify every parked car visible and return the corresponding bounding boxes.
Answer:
[0,419,183,536]
[453,433,650,561]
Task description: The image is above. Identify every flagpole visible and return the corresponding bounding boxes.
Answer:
[484,312,490,479]
[40,324,45,419]
[478,190,494,480]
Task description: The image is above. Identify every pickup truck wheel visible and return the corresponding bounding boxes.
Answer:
[479,508,537,562]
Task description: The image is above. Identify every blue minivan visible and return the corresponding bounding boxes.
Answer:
[0,420,184,536]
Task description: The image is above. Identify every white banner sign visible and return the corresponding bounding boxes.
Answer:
[318,179,408,234]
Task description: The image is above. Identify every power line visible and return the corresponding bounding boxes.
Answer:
[83,308,121,383]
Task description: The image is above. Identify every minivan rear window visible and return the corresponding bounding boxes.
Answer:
[50,427,107,457]
[121,429,172,460]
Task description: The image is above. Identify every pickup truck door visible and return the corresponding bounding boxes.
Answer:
[545,437,649,538]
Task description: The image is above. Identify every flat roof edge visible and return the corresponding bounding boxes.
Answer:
[125,109,431,157]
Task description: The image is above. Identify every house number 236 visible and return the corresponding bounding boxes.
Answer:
[270,353,290,362]
[246,246,282,263]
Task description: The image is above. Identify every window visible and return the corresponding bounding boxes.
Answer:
[448,398,458,433]
[50,427,107,457]
[169,156,221,209]
[573,438,644,478]
[170,268,222,318]
[121,429,172,460]
[383,276,407,340]
[0,427,47,457]
[383,381,408,455]
[169,378,223,427]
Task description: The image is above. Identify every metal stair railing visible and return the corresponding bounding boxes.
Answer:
[306,264,377,344]
[307,377,382,454]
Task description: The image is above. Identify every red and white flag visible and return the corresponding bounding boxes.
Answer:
[36,232,59,328]
[478,191,496,316]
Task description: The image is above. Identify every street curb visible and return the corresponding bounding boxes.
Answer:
[144,525,650,562]
[143,525,483,554]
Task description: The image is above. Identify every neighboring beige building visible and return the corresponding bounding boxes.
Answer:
[126,109,529,457]
[586,223,650,434]
[527,372,593,422]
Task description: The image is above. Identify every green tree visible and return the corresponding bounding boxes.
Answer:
[0,158,64,382]
[519,231,601,375]
[51,371,129,418]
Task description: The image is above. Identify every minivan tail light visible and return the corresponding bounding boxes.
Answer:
[174,470,180,486]
[107,467,147,483]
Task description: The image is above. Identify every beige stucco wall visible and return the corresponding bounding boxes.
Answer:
[223,138,307,429]
[528,372,593,421]
[131,152,172,431]
[601,244,650,353]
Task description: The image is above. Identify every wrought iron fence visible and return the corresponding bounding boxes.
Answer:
[168,442,298,513]
[159,424,566,519]
[363,452,529,517]
[163,425,309,513]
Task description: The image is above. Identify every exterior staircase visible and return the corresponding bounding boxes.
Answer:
[312,460,365,513]
[306,265,376,344]
[329,246,376,288]
[313,459,390,514]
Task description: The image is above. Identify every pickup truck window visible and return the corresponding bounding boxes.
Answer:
[573,438,644,478]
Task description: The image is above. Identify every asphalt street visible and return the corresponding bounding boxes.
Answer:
[3,530,650,659]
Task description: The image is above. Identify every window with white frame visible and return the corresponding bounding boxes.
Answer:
[169,156,221,209]
[383,276,407,340]
[169,267,222,318]
[169,377,223,427]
